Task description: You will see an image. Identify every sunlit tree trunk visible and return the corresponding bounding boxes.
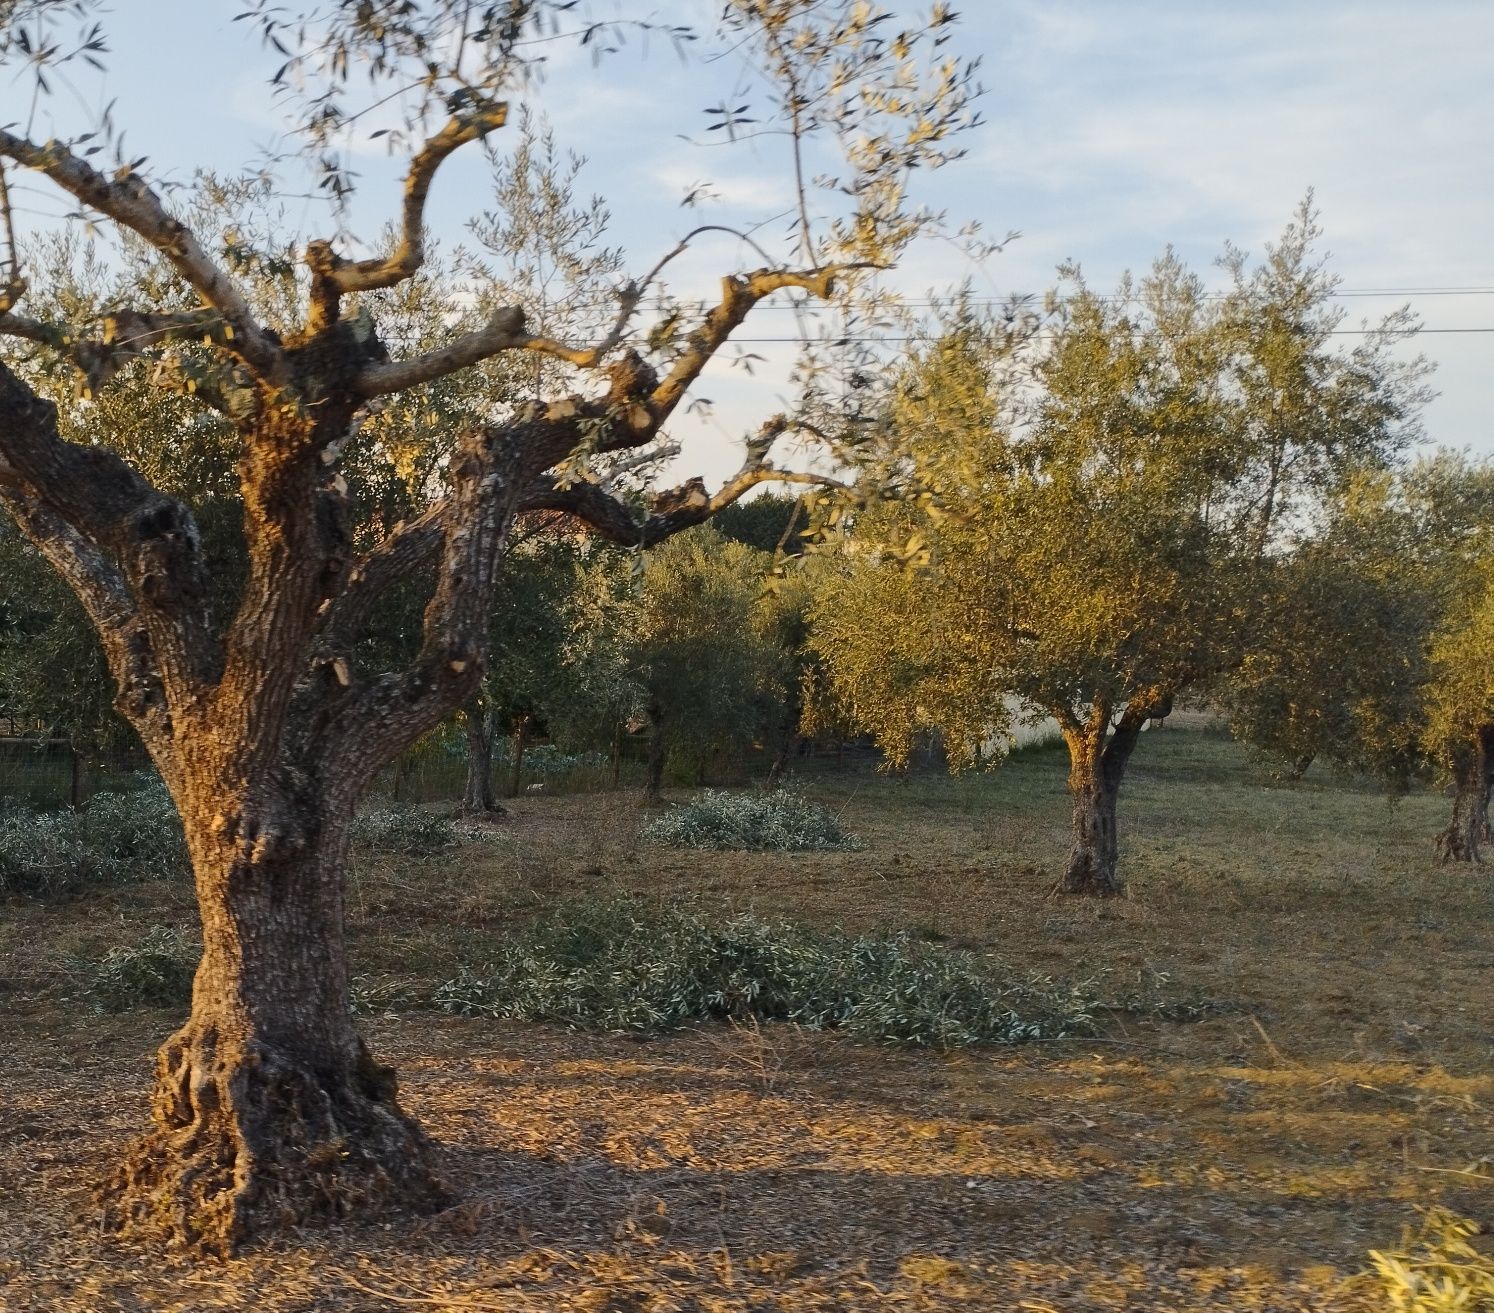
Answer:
[104,769,447,1251]
[1435,726,1494,864]
[1059,695,1170,896]
[1,363,527,1248]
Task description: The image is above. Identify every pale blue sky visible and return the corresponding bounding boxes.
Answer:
[8,1,1493,481]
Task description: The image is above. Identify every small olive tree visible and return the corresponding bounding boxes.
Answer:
[562,526,785,801]
[1219,479,1434,787]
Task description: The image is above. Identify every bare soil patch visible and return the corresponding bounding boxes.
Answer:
[1,724,1489,1310]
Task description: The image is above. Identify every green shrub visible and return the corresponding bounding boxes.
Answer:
[642,788,861,852]
[495,742,610,779]
[0,778,187,897]
[75,780,188,875]
[83,927,197,1013]
[1365,1206,1494,1312]
[351,805,458,856]
[433,896,1096,1047]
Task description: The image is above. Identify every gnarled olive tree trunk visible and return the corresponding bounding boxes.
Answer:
[1435,725,1494,864]
[103,780,446,1250]
[0,338,701,1249]
[1059,694,1170,896]
[76,374,529,1247]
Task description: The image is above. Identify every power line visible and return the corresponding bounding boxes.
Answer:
[718,327,1494,344]
[536,285,1494,313]
[742,287,1494,306]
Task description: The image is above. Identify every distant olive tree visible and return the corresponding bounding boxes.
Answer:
[1425,555,1494,862]
[1219,479,1433,788]
[813,206,1429,895]
[563,526,786,802]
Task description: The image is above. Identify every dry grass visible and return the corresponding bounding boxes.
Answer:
[0,718,1490,1310]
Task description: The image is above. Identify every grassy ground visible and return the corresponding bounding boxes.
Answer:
[0,718,1490,1310]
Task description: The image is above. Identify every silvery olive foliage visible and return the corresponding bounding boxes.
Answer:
[642,787,860,852]
[0,777,186,896]
[82,926,198,1013]
[432,895,1100,1049]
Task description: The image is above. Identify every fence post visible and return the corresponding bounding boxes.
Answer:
[69,744,82,809]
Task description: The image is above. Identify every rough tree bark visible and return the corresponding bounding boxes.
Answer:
[102,800,447,1249]
[1059,693,1172,897]
[460,692,502,815]
[1434,725,1494,864]
[643,698,667,805]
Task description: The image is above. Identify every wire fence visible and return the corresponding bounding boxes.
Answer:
[0,730,884,812]
[0,737,151,809]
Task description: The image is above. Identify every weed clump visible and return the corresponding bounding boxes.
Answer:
[433,895,1095,1047]
[1364,1206,1494,1312]
[0,778,187,897]
[351,805,458,856]
[83,927,197,1012]
[642,788,861,852]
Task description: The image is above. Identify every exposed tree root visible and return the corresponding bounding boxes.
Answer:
[99,1023,449,1254]
[1061,852,1123,898]
[1433,823,1482,866]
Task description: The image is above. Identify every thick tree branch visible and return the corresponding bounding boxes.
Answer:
[0,305,259,400]
[315,104,509,308]
[324,423,524,786]
[0,130,282,381]
[645,266,846,426]
[552,224,781,376]
[0,462,172,743]
[353,259,857,415]
[0,360,220,700]
[322,502,447,645]
[352,304,535,399]
[519,416,848,546]
[312,405,840,777]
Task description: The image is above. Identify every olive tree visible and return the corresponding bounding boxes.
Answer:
[814,208,1428,895]
[1219,480,1434,786]
[1375,454,1494,861]
[562,526,785,802]
[1230,456,1494,863]
[466,523,583,807]
[1425,555,1494,863]
[0,0,979,1249]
